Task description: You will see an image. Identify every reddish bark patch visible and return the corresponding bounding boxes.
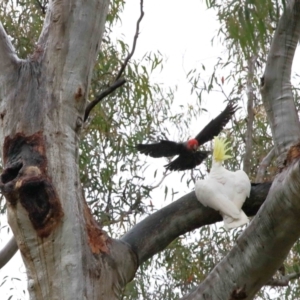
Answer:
[17,169,64,238]
[3,131,47,171]
[75,87,83,101]
[30,45,44,61]
[229,285,247,300]
[84,202,110,254]
[284,142,300,167]
[0,110,6,120]
[0,132,64,238]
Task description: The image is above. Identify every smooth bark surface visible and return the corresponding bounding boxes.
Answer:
[0,22,19,76]
[261,0,300,165]
[255,148,275,182]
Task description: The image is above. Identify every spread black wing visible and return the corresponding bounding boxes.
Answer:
[195,102,238,145]
[136,140,184,158]
[164,151,210,171]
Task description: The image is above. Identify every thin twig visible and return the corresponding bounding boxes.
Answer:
[150,170,170,190]
[115,0,144,80]
[103,194,143,226]
[84,77,126,121]
[84,0,145,122]
[266,272,300,287]
[35,0,47,14]
[215,81,245,144]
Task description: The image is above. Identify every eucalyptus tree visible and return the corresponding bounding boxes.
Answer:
[0,0,300,300]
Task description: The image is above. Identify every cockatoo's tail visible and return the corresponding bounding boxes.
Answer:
[213,137,232,162]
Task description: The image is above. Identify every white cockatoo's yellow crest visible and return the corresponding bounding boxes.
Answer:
[213,136,232,162]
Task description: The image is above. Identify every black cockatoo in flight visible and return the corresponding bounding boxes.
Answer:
[136,102,237,171]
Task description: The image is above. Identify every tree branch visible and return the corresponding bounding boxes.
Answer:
[180,156,300,300]
[115,0,144,81]
[261,0,300,165]
[0,236,18,269]
[0,22,19,78]
[181,274,300,299]
[149,170,171,189]
[83,0,145,121]
[122,182,271,265]
[35,0,47,14]
[83,77,126,121]
[266,272,300,287]
[255,148,275,182]
[243,56,256,174]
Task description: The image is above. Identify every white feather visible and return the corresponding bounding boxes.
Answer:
[195,178,240,219]
[195,161,251,230]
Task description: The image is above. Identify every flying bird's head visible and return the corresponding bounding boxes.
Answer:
[186,139,199,151]
[213,136,232,162]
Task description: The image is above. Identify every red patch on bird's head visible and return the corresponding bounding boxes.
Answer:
[187,139,199,151]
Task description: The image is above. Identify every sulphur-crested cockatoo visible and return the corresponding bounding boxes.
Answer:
[195,136,251,230]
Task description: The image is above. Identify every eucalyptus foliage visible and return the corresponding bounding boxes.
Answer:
[1,0,300,299]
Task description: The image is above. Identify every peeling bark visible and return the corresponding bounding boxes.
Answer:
[0,1,138,299]
[0,131,64,238]
[84,202,110,254]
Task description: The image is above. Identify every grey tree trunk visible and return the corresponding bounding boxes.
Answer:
[0,1,136,299]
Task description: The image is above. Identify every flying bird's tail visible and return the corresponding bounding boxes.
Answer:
[165,151,210,171]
